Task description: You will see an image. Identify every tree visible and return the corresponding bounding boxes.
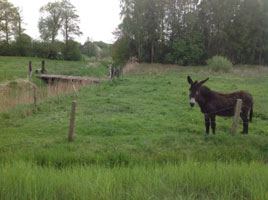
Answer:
[63,40,82,61]
[13,7,25,40]
[172,34,205,65]
[116,0,268,65]
[82,37,97,57]
[111,36,132,65]
[38,1,63,43]
[0,0,19,43]
[61,0,82,47]
[13,33,32,56]
[38,0,82,60]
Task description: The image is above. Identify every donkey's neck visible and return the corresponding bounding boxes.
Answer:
[196,86,214,107]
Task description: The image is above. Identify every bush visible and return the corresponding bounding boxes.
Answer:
[13,34,32,57]
[111,36,131,66]
[206,56,233,72]
[63,40,82,61]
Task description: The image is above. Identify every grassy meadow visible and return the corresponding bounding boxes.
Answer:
[0,57,268,199]
[0,56,111,111]
[0,56,110,82]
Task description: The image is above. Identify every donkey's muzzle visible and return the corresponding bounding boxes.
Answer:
[189,98,196,107]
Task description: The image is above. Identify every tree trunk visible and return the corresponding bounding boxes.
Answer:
[151,42,154,63]
[5,20,9,43]
[138,41,142,62]
[18,20,22,40]
[65,19,69,47]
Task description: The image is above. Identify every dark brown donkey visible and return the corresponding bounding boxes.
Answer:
[187,76,253,134]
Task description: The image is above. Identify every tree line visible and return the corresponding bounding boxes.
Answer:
[0,0,110,61]
[112,0,268,66]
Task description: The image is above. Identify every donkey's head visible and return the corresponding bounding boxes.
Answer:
[187,76,209,107]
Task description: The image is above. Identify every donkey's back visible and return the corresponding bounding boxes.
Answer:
[215,90,253,107]
[209,89,253,118]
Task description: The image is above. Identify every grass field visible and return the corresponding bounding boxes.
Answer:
[0,56,111,111]
[0,56,110,82]
[0,57,268,199]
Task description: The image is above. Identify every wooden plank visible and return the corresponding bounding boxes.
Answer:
[37,74,105,84]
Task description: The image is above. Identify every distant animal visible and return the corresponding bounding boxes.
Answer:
[109,65,121,80]
[187,76,253,134]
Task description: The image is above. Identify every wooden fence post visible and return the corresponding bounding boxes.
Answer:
[29,61,32,77]
[72,81,78,99]
[109,65,114,82]
[41,60,46,73]
[231,99,242,135]
[68,101,77,141]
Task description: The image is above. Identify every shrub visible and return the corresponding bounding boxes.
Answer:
[206,56,233,72]
[63,40,82,61]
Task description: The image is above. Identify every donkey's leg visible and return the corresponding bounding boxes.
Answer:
[204,114,210,135]
[240,111,249,134]
[210,115,216,134]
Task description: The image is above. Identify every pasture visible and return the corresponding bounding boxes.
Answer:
[0,56,109,82]
[0,57,268,199]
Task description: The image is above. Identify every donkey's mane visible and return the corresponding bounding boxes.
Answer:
[200,85,243,98]
[199,85,214,98]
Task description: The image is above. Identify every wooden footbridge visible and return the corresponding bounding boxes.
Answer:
[37,74,106,84]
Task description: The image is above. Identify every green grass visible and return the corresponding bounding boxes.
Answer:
[0,58,268,199]
[1,161,268,200]
[0,56,111,82]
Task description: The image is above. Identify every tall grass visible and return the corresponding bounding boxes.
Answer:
[0,161,268,200]
[123,63,181,75]
[0,79,91,111]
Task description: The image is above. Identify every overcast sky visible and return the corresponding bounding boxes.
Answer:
[8,0,122,44]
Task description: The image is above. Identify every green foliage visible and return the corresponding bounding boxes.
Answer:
[38,0,81,45]
[80,40,110,58]
[117,0,268,65]
[13,34,32,57]
[81,40,98,57]
[172,35,204,65]
[206,56,233,72]
[163,53,174,64]
[0,0,22,43]
[111,36,131,66]
[63,41,82,61]
[0,42,13,56]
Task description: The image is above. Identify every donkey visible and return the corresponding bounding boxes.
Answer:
[187,76,253,134]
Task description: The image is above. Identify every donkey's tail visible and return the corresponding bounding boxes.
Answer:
[249,105,253,122]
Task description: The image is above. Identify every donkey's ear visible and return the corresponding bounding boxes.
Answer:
[187,76,193,85]
[199,78,209,85]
